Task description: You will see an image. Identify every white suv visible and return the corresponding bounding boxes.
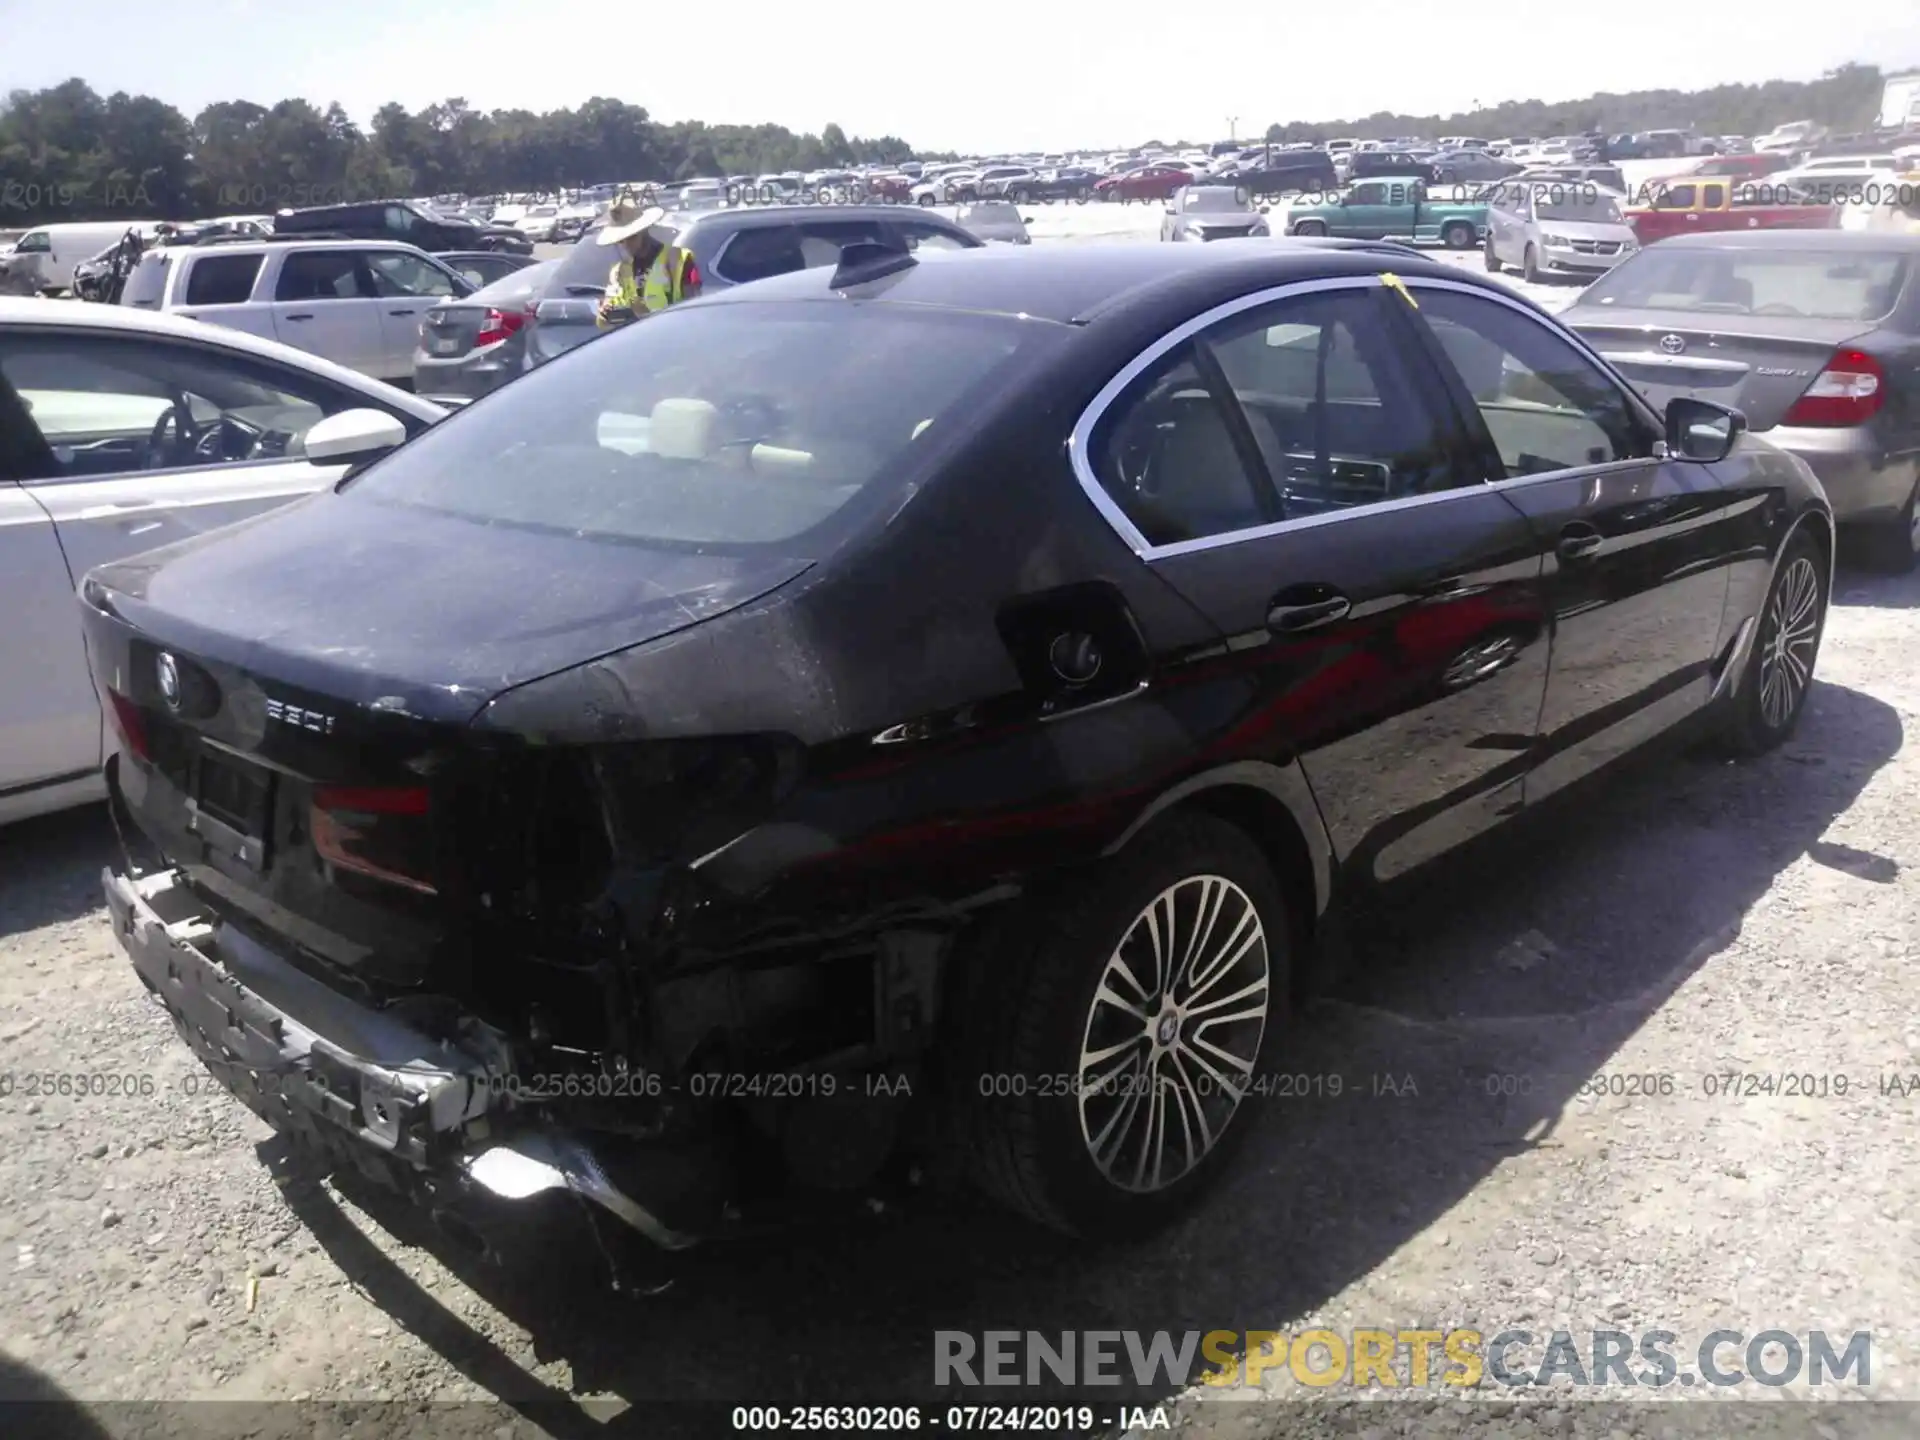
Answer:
[120,239,476,383]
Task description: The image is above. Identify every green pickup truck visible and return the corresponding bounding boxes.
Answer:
[1282,176,1487,248]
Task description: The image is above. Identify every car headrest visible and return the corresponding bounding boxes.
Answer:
[649,397,717,459]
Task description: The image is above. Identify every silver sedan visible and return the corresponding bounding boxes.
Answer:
[1160,185,1272,242]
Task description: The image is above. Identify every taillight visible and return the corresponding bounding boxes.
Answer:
[106,689,150,764]
[310,784,435,893]
[474,307,529,348]
[1780,348,1886,427]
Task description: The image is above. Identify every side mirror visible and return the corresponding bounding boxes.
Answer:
[1021,215,1035,224]
[303,408,409,465]
[1664,397,1744,462]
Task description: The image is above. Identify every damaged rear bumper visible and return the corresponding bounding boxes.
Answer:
[103,866,698,1251]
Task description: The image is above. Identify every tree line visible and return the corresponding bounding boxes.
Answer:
[0,80,941,225]
[0,63,1901,228]
[1251,62,1892,147]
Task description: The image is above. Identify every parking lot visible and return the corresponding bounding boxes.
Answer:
[5,172,1920,1437]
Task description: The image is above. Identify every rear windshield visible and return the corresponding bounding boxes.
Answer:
[1184,189,1247,212]
[551,232,619,294]
[1582,249,1909,321]
[341,303,1059,551]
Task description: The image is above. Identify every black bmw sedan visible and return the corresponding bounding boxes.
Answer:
[83,239,1832,1258]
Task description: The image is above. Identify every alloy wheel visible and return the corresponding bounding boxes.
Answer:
[1076,875,1270,1193]
[1758,556,1821,731]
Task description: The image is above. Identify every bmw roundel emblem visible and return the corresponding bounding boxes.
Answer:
[1659,333,1686,355]
[156,653,182,710]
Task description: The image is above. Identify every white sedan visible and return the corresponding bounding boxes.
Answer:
[0,297,446,826]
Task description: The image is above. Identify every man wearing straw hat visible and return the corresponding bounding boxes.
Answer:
[595,192,697,328]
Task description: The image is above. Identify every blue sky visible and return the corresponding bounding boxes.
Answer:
[5,0,1920,153]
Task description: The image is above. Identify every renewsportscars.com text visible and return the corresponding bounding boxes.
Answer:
[934,1328,1872,1389]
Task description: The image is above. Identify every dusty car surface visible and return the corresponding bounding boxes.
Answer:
[86,241,1832,1268]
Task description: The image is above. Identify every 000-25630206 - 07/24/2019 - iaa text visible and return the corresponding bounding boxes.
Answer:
[727,1404,1175,1431]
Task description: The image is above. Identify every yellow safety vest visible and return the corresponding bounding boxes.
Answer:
[600,248,692,327]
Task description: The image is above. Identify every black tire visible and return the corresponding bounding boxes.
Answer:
[1522,244,1542,283]
[1865,481,1919,574]
[917,193,935,207]
[952,812,1291,1238]
[1442,221,1475,249]
[1719,530,1827,757]
[1484,235,1504,272]
[1011,187,1030,203]
[1292,219,1327,236]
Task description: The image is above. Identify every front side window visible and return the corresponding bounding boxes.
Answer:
[340,303,1056,551]
[367,251,459,298]
[0,332,397,480]
[15,232,51,254]
[1415,288,1653,476]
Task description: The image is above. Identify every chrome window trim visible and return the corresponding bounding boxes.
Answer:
[1067,272,1666,561]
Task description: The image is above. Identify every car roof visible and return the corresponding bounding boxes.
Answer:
[0,296,446,420]
[692,240,1480,325]
[160,238,441,256]
[1653,229,1920,251]
[670,203,940,230]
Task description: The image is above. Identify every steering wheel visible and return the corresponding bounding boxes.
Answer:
[144,400,203,469]
[1751,302,1802,317]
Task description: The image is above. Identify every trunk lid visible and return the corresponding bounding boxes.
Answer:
[88,487,812,726]
[1565,308,1874,430]
[91,493,808,1001]
[419,303,489,360]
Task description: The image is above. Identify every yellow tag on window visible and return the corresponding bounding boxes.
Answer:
[1379,272,1419,309]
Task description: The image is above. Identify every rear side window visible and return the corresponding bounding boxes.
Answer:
[276,251,366,301]
[341,303,1057,551]
[184,253,264,306]
[714,226,808,284]
[895,222,972,253]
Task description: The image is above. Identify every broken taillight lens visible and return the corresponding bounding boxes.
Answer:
[474,307,530,348]
[105,689,151,763]
[311,784,436,893]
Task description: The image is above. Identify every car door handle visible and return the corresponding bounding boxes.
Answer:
[282,313,314,322]
[1267,595,1352,633]
[388,308,419,317]
[1557,524,1604,562]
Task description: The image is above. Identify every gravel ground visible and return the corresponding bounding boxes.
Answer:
[5,203,1918,1436]
[3,560,1916,1437]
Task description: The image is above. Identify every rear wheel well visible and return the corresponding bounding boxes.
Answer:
[1801,508,1836,591]
[1170,786,1320,1002]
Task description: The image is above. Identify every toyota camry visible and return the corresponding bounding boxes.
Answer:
[84,237,1832,1268]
